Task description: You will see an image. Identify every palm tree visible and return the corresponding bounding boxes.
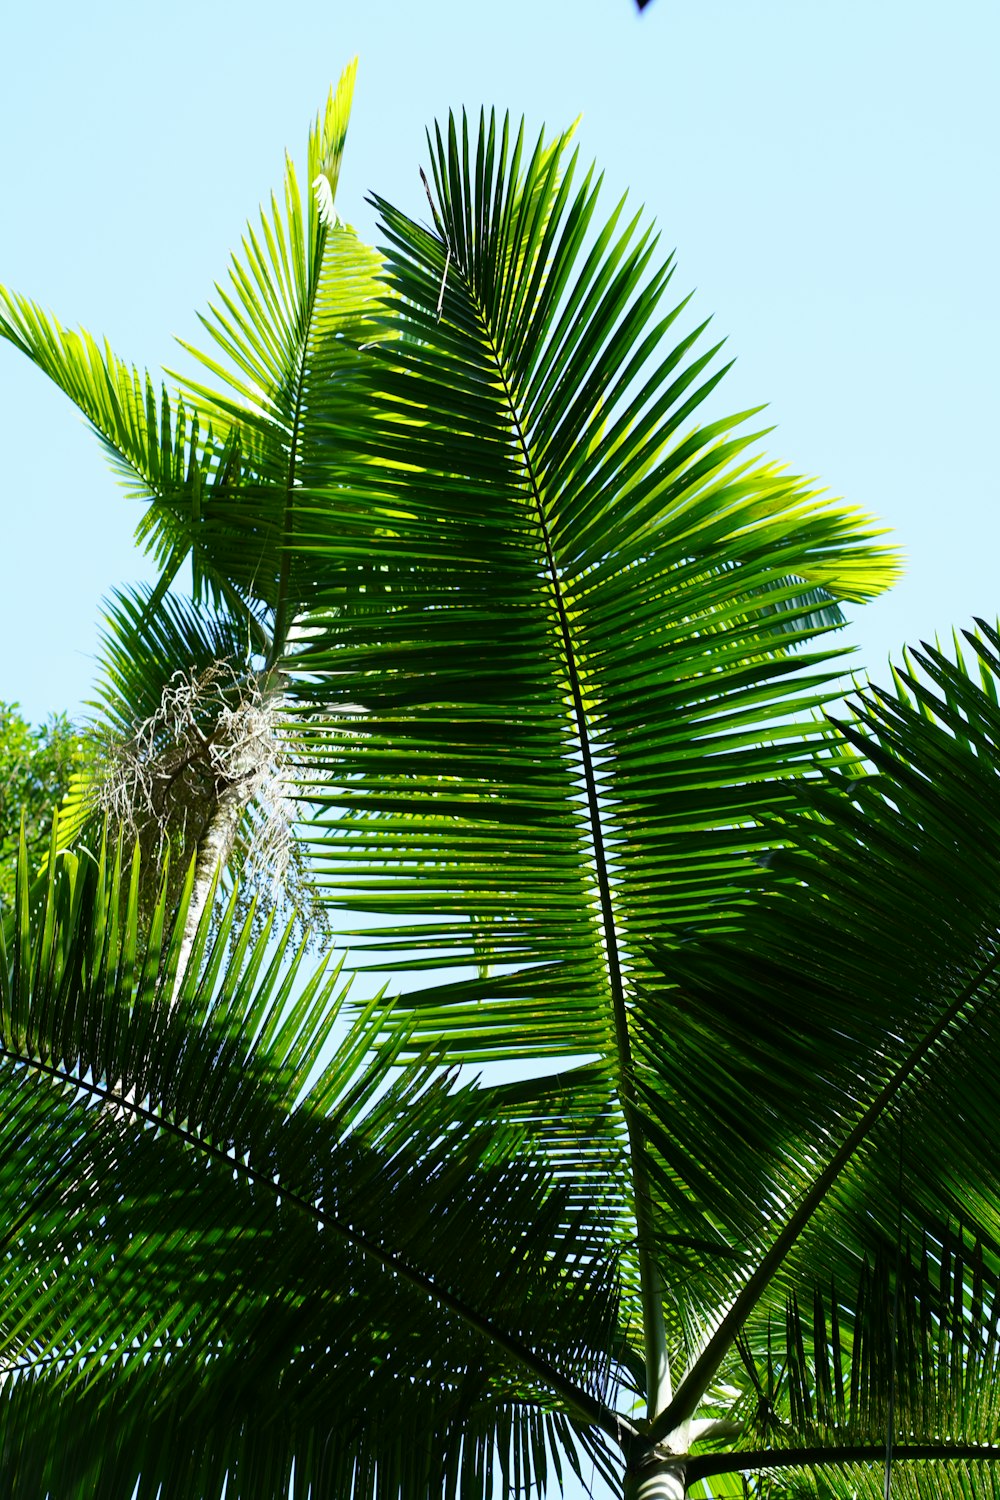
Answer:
[0,60,388,961]
[5,64,1000,1500]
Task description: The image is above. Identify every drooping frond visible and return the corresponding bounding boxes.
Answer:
[0,289,227,585]
[708,1224,1000,1466]
[0,838,623,1498]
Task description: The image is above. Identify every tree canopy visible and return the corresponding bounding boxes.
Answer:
[1,62,998,1500]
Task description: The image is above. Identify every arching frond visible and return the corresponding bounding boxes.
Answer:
[641,622,1000,1482]
[0,837,622,1498]
[281,108,897,1387]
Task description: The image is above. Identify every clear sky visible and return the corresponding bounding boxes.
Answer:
[0,5,997,1495]
[1,0,997,728]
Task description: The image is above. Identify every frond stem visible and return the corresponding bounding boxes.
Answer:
[688,1442,1000,1484]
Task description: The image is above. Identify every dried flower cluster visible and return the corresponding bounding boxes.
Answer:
[94,661,326,944]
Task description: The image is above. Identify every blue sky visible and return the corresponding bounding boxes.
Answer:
[1,0,997,727]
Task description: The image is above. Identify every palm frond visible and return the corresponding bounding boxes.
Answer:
[0,63,388,660]
[724,1225,1000,1453]
[280,111,897,1380]
[690,1456,1000,1499]
[0,288,231,584]
[169,60,390,650]
[293,103,896,1013]
[639,621,1000,1444]
[0,836,623,1497]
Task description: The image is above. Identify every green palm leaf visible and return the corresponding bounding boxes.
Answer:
[0,61,386,663]
[0,836,622,1498]
[628,622,1000,1490]
[169,58,389,650]
[16,77,1000,1499]
[281,107,896,1411]
[294,106,895,1021]
[0,287,225,594]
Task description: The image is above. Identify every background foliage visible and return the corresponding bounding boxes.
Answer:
[0,703,84,905]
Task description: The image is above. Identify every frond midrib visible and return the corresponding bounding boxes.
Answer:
[267,223,325,668]
[459,262,670,1414]
[688,1441,1000,1485]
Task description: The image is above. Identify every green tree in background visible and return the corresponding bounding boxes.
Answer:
[3,62,1000,1500]
[0,702,83,905]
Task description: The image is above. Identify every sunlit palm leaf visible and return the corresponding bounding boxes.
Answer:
[0,288,227,591]
[282,109,896,1378]
[171,59,389,643]
[14,75,1000,1499]
[0,62,387,662]
[293,106,895,1017]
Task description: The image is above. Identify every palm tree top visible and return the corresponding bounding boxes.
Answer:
[7,66,998,1500]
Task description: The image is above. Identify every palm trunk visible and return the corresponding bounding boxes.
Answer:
[623,1458,687,1499]
[170,668,285,998]
[172,780,248,996]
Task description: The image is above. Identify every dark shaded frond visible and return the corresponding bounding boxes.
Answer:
[0,839,622,1498]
